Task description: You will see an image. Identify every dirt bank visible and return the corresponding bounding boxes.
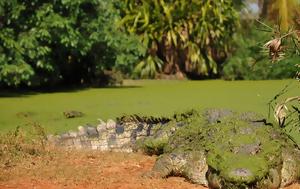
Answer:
[0,151,299,189]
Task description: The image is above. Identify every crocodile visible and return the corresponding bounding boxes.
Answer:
[48,109,300,188]
[145,110,300,188]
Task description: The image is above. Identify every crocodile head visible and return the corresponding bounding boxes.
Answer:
[161,111,300,188]
[205,120,283,188]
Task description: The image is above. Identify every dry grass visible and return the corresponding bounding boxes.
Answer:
[274,96,300,126]
[0,124,47,172]
[0,148,299,189]
[0,148,207,189]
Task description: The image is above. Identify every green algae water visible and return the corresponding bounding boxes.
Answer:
[0,80,299,135]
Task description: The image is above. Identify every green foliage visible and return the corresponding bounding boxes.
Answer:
[121,0,239,78]
[222,26,300,80]
[133,55,163,79]
[0,0,144,87]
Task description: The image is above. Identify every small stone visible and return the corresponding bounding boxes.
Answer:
[106,119,116,130]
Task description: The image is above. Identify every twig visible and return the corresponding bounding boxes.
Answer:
[279,31,297,40]
[256,19,274,31]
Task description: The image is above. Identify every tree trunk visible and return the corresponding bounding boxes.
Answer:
[259,0,270,18]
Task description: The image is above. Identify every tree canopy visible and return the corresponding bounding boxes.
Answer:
[3,0,298,88]
[0,0,144,87]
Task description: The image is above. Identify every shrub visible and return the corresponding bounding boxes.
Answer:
[222,26,300,80]
[223,56,300,80]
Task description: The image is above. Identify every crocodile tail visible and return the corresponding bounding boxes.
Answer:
[47,118,161,152]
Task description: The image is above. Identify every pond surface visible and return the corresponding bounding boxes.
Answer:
[0,79,299,134]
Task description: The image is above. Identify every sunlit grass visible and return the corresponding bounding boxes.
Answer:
[0,79,299,134]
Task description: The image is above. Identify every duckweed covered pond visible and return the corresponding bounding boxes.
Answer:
[0,79,299,135]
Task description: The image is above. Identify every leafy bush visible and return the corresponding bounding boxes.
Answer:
[0,0,144,88]
[223,56,300,80]
[222,26,300,80]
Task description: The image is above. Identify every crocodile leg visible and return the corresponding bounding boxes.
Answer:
[143,152,187,178]
[183,151,208,186]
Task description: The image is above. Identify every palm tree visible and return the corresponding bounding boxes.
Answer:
[120,0,239,78]
[260,0,300,31]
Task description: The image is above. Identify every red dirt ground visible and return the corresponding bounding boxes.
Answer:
[0,151,299,189]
